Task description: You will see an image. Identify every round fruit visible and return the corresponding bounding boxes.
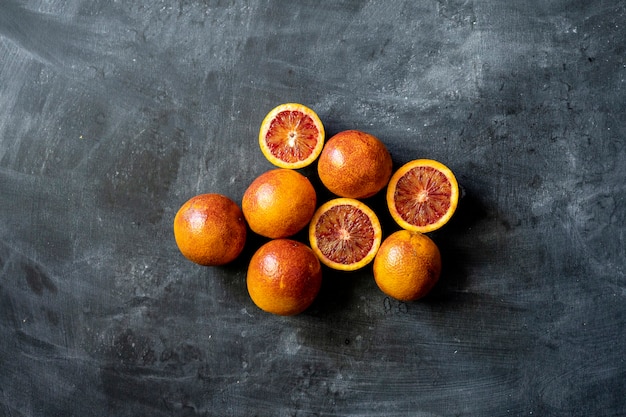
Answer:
[247,239,323,316]
[242,169,317,239]
[259,103,325,169]
[386,159,459,233]
[173,193,247,266]
[373,230,441,301]
[317,130,393,199]
[308,198,382,271]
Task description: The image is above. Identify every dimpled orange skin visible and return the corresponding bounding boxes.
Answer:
[242,169,317,239]
[373,230,441,301]
[247,239,323,316]
[317,130,393,199]
[173,194,247,266]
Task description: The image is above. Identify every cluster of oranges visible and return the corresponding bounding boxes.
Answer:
[174,103,459,316]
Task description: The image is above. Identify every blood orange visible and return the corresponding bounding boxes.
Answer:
[247,239,322,316]
[259,103,325,169]
[386,159,459,233]
[373,230,442,301]
[317,130,392,199]
[308,198,382,271]
[242,168,317,239]
[173,194,247,266]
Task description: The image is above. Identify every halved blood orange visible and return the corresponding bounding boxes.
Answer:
[308,198,382,271]
[386,159,459,233]
[259,103,325,169]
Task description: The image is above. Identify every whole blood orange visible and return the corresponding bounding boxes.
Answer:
[317,130,393,199]
[308,198,382,271]
[247,239,323,316]
[373,230,441,301]
[386,159,459,233]
[173,193,247,266]
[259,103,325,169]
[242,168,317,239]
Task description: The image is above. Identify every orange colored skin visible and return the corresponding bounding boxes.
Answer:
[373,230,441,301]
[247,239,323,316]
[317,130,393,199]
[173,194,247,266]
[242,169,317,239]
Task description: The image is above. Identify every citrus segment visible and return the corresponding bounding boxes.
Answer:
[259,103,325,169]
[386,159,459,233]
[173,194,247,266]
[373,230,441,301]
[308,198,382,271]
[317,130,393,199]
[242,168,317,239]
[247,239,322,316]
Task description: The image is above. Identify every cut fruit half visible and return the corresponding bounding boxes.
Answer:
[308,198,382,271]
[259,103,325,169]
[386,159,459,233]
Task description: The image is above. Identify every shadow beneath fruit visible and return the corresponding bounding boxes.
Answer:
[218,223,321,301]
[218,228,269,302]
[301,162,335,207]
[360,191,397,237]
[419,184,490,303]
[306,266,364,317]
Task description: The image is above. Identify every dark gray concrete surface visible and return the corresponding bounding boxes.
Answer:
[0,1,624,416]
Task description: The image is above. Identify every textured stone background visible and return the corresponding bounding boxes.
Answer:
[0,1,624,416]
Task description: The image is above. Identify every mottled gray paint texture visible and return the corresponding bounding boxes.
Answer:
[0,0,625,416]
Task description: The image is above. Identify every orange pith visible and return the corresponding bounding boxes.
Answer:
[395,166,452,226]
[387,159,459,233]
[259,103,325,169]
[309,198,382,271]
[266,111,317,162]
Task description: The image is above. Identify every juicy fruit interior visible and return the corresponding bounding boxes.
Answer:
[313,204,375,264]
[265,110,319,163]
[394,166,452,227]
